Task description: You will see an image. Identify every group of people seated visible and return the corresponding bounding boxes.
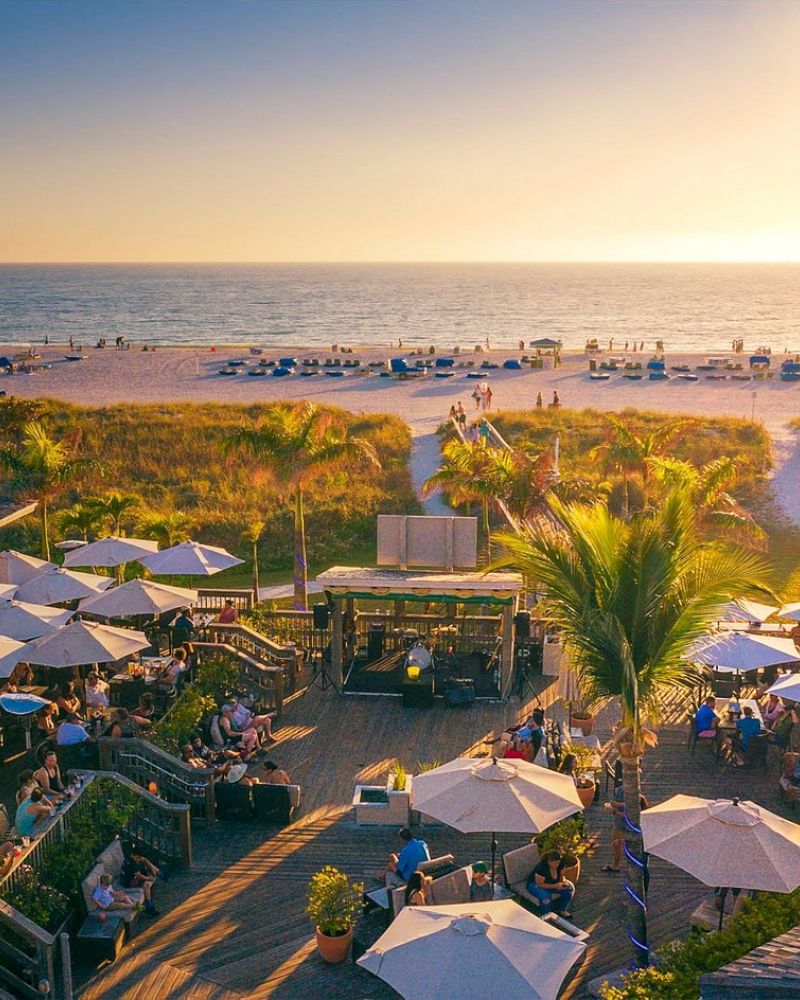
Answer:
[90,839,164,919]
[500,707,546,761]
[208,697,277,760]
[694,691,800,766]
[14,749,72,838]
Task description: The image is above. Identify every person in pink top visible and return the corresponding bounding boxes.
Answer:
[218,600,239,624]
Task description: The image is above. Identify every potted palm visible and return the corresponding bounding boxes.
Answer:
[307,866,364,964]
[534,816,591,884]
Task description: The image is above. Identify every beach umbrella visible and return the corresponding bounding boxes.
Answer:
[14,567,113,606]
[139,541,244,577]
[641,795,800,926]
[719,599,779,625]
[0,585,18,601]
[777,603,800,623]
[62,536,159,568]
[686,632,800,673]
[79,578,197,617]
[0,600,73,641]
[25,620,150,667]
[0,691,53,749]
[766,673,800,703]
[0,550,54,586]
[0,636,33,679]
[357,900,586,1000]
[410,757,582,883]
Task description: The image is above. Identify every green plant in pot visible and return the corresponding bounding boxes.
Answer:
[307,866,364,964]
[534,816,591,883]
[561,743,598,809]
[388,762,408,792]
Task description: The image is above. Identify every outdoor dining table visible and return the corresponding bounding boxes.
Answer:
[716,698,763,731]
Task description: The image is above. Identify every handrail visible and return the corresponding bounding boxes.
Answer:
[192,640,285,711]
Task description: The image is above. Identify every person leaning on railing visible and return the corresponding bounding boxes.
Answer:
[15,787,53,839]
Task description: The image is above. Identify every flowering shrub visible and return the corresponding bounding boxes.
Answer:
[2,866,70,933]
[307,866,364,937]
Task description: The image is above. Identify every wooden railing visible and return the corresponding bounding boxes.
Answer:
[192,642,286,713]
[197,621,302,697]
[195,588,255,611]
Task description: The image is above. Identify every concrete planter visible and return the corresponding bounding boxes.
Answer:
[353,775,413,826]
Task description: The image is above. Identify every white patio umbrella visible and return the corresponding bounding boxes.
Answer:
[139,541,244,577]
[79,578,198,618]
[411,757,583,882]
[766,673,800,703]
[25,620,150,667]
[14,567,113,606]
[687,632,800,673]
[62,536,159,568]
[778,603,800,623]
[719,599,779,624]
[0,550,54,585]
[0,600,73,641]
[0,635,32,679]
[0,584,18,601]
[357,900,586,1000]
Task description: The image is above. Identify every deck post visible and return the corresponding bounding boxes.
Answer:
[331,597,344,690]
[501,604,514,699]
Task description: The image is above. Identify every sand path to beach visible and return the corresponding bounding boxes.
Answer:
[4,345,798,520]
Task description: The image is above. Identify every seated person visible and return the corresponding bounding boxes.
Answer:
[503,736,527,761]
[85,671,110,710]
[404,871,432,907]
[35,703,59,738]
[15,787,54,838]
[171,608,195,647]
[33,750,66,803]
[762,694,785,730]
[219,703,260,756]
[181,743,231,778]
[526,850,574,917]
[507,708,545,757]
[105,708,138,739]
[120,843,160,916]
[155,649,187,690]
[91,873,136,915]
[132,693,155,727]
[385,827,430,888]
[190,733,240,765]
[735,706,763,749]
[694,696,719,736]
[15,770,38,807]
[260,760,290,785]
[56,713,91,747]
[469,862,494,902]
[559,753,579,785]
[229,698,276,742]
[56,681,83,719]
[218,600,239,624]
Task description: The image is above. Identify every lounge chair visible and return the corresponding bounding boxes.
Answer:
[252,783,301,824]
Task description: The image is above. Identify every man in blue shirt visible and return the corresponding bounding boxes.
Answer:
[385,828,430,887]
[733,706,764,765]
[56,714,90,746]
[694,696,719,736]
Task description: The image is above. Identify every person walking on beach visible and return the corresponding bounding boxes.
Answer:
[456,402,467,429]
[69,336,74,350]
[485,385,493,410]
[551,391,561,409]
[536,391,543,409]
[472,387,482,410]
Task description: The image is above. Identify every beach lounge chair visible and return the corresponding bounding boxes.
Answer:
[435,357,455,368]
[675,373,698,382]
[248,368,267,377]
[434,371,455,378]
[326,370,345,377]
[271,366,293,377]
[623,372,643,380]
[589,372,611,380]
[219,367,239,376]
[226,358,247,367]
[648,371,668,381]
[503,359,522,369]
[466,371,486,379]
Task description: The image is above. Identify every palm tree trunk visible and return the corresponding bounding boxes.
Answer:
[252,538,260,596]
[40,500,50,561]
[482,499,491,563]
[293,488,308,611]
[621,476,630,520]
[621,751,649,968]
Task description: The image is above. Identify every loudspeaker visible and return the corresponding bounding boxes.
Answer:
[367,623,385,661]
[312,603,330,629]
[514,610,531,639]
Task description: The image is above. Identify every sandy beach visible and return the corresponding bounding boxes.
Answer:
[3,343,799,520]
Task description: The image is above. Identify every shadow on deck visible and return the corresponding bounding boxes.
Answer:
[78,681,793,999]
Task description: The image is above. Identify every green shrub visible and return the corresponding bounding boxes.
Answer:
[534,816,591,861]
[2,867,71,933]
[306,866,364,937]
[148,687,216,755]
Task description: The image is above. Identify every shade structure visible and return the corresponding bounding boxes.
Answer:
[411,757,583,835]
[0,600,73,641]
[720,599,779,624]
[357,900,586,1000]
[139,541,244,577]
[641,795,800,894]
[0,550,54,586]
[79,578,198,618]
[0,692,51,716]
[778,603,800,623]
[25,620,150,667]
[687,632,800,673]
[14,567,114,606]
[766,673,800,703]
[0,585,17,601]
[62,536,159,569]
[0,636,33,679]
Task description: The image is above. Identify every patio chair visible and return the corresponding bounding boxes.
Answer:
[779,752,800,806]
[252,783,301,825]
[741,733,769,769]
[215,782,254,821]
[687,712,717,754]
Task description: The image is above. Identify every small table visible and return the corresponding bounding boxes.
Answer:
[717,698,763,732]
[77,913,125,961]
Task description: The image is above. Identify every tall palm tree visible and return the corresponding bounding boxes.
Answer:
[140,510,195,550]
[0,422,97,560]
[85,491,141,536]
[242,519,265,597]
[495,491,771,968]
[223,403,380,610]
[56,502,106,542]
[591,416,688,517]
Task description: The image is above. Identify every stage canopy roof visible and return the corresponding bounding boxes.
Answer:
[316,566,524,605]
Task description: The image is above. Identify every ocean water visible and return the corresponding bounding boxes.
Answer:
[1,263,798,353]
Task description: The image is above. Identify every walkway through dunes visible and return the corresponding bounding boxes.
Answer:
[79,679,793,999]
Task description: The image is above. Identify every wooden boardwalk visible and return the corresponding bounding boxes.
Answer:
[79,681,794,999]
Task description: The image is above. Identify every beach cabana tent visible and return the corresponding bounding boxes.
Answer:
[529,338,561,349]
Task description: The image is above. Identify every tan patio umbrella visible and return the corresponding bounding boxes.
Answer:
[411,756,583,883]
[0,550,54,586]
[0,635,32,679]
[641,795,800,927]
[687,632,800,673]
[0,599,73,641]
[62,536,159,568]
[719,599,779,624]
[766,673,800,703]
[139,540,244,576]
[79,578,198,617]
[357,900,586,1000]
[778,602,800,623]
[14,567,113,606]
[25,620,150,667]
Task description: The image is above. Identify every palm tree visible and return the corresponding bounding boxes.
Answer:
[85,491,141,536]
[56,502,106,542]
[0,422,97,560]
[223,403,380,610]
[242,519,265,596]
[140,510,195,550]
[592,416,688,517]
[495,490,771,968]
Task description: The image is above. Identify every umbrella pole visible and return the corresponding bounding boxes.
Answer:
[491,831,498,887]
[717,887,728,931]
[24,717,31,752]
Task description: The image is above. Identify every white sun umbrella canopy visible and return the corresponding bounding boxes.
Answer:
[79,578,198,618]
[766,673,800,704]
[0,584,17,601]
[0,600,73,641]
[719,599,779,624]
[0,550,54,585]
[62,536,160,569]
[641,795,800,894]
[778,603,800,623]
[25,620,150,667]
[0,635,33,679]
[358,901,586,1000]
[139,541,244,577]
[14,567,114,606]
[687,632,800,673]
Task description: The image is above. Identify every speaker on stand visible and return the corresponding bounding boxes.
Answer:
[303,602,335,694]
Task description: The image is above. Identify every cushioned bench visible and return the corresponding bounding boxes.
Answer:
[215,782,301,824]
[391,862,472,918]
[80,839,143,938]
[502,842,542,909]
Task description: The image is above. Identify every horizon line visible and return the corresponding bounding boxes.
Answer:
[2,259,800,266]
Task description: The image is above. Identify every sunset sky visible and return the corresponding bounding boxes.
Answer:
[2,0,800,263]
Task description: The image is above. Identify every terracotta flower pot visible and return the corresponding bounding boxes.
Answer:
[576,780,597,810]
[562,855,581,884]
[315,926,353,964]
[571,713,594,736]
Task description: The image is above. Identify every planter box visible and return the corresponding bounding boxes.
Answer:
[353,776,413,826]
